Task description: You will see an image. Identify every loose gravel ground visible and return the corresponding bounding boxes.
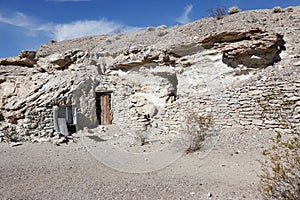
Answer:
[0,127,273,200]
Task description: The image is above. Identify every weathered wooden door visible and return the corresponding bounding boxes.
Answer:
[96,93,113,125]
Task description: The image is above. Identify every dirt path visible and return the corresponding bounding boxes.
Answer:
[0,127,272,200]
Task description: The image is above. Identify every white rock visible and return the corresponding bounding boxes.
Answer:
[10,142,22,147]
[205,107,212,112]
[293,61,300,66]
[142,103,157,117]
[250,55,261,59]
[37,138,49,143]
[55,137,66,145]
[156,25,167,30]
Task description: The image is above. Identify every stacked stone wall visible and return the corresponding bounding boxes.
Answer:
[213,79,300,133]
[23,107,54,137]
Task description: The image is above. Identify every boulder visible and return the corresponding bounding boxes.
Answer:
[200,29,285,68]
[36,53,72,72]
[0,57,36,67]
[35,50,88,73]
[0,50,37,67]
[142,104,157,118]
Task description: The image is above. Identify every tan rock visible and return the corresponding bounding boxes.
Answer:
[200,29,285,68]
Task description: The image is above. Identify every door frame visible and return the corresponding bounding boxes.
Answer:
[95,91,113,125]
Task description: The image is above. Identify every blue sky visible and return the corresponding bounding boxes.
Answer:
[0,0,299,58]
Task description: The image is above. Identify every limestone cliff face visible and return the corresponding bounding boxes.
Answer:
[0,6,299,142]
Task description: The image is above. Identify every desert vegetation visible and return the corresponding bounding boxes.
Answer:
[186,112,213,153]
[257,88,300,199]
[259,132,300,200]
[208,6,227,19]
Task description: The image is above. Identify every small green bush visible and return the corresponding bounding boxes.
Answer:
[259,132,300,199]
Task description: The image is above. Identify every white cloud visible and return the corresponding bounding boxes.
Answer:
[53,19,124,41]
[0,12,32,27]
[176,4,194,24]
[0,11,139,42]
[0,12,45,37]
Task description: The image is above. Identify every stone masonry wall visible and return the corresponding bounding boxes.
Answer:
[213,77,300,134]
[23,107,54,138]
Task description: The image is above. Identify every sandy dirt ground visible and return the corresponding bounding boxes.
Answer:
[0,127,273,200]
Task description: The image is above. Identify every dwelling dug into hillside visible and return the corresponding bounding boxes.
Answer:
[0,27,299,143]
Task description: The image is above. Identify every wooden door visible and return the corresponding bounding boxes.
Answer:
[98,93,112,125]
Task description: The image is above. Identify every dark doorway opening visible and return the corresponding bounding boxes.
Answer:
[96,92,113,125]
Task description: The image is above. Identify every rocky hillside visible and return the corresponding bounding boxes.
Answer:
[0,6,299,143]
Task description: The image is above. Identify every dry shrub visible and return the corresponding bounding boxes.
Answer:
[208,6,227,19]
[260,132,300,199]
[186,112,213,153]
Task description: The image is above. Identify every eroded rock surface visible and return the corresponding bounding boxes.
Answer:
[0,6,300,143]
[200,29,285,68]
